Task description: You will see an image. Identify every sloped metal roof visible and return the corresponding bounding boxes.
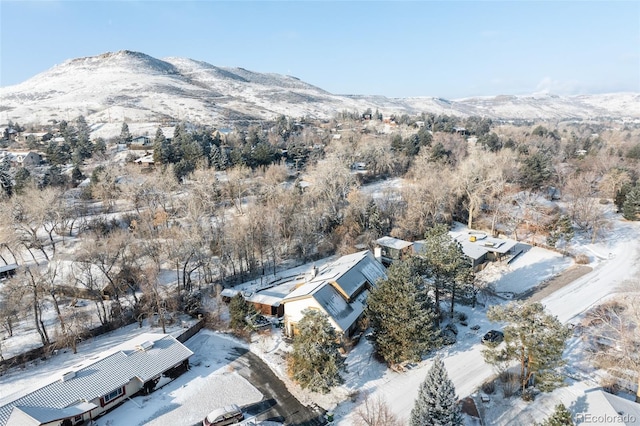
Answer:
[0,334,193,426]
[282,280,325,301]
[246,290,282,307]
[315,251,386,299]
[9,402,96,425]
[310,285,364,333]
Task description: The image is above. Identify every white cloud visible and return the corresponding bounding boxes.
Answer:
[535,76,582,95]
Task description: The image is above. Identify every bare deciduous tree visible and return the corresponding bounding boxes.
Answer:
[354,392,402,426]
[582,289,640,402]
[23,266,51,346]
[564,172,610,242]
[71,261,110,325]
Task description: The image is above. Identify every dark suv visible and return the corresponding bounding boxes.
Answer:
[481,330,504,344]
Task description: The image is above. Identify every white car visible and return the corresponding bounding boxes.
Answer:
[202,404,244,426]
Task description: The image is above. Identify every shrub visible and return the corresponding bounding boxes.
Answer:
[575,254,590,264]
[503,376,519,398]
[522,388,536,401]
[481,380,496,395]
[601,377,620,395]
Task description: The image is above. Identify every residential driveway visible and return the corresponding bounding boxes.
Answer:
[227,347,327,426]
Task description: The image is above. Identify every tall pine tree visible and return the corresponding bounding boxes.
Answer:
[367,259,440,367]
[535,403,574,426]
[483,302,571,395]
[417,224,475,321]
[153,127,173,164]
[287,309,345,393]
[622,183,640,220]
[410,357,463,426]
[119,122,132,145]
[228,293,256,333]
[0,157,13,198]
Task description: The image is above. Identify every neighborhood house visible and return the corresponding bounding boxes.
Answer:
[0,334,193,426]
[224,250,387,342]
[281,250,387,341]
[377,229,520,271]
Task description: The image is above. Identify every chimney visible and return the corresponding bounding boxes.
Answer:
[374,247,382,264]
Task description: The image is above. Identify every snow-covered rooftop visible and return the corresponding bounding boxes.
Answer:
[0,333,193,426]
[376,236,413,250]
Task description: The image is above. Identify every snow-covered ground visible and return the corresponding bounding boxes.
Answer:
[1,213,639,425]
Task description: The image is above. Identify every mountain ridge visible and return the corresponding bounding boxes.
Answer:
[1,50,638,126]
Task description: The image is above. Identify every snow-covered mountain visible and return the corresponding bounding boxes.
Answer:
[1,50,638,127]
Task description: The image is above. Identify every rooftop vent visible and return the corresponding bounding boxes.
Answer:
[61,371,76,382]
[136,340,154,351]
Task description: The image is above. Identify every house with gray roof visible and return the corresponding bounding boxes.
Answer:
[0,333,193,426]
[280,250,386,341]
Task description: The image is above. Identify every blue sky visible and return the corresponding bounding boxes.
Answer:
[1,1,638,98]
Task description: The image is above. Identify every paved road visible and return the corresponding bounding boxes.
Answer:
[227,347,326,426]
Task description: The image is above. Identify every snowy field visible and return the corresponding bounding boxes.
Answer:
[1,213,639,425]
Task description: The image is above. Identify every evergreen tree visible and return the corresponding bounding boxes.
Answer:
[287,309,345,393]
[13,167,31,195]
[0,157,13,198]
[41,164,68,188]
[228,293,254,332]
[365,199,389,237]
[71,165,84,184]
[418,224,475,321]
[61,120,78,150]
[547,215,574,248]
[416,126,433,147]
[535,403,574,426]
[520,152,553,191]
[483,302,571,396]
[74,115,93,160]
[479,132,502,152]
[45,140,71,166]
[209,144,227,170]
[410,357,463,426]
[171,122,186,162]
[119,122,132,145]
[199,131,213,163]
[173,158,196,182]
[367,260,440,367]
[152,127,173,164]
[94,137,107,157]
[622,183,640,220]
[430,142,451,163]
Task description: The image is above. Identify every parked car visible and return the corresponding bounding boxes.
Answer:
[481,330,504,344]
[202,404,244,426]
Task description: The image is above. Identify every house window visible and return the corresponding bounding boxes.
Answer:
[101,386,125,406]
[74,414,83,423]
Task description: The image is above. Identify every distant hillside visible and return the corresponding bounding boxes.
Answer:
[1,50,638,127]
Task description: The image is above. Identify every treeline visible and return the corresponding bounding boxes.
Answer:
[0,110,640,360]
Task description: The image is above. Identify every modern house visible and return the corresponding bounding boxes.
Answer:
[225,250,387,341]
[0,333,193,426]
[281,250,387,341]
[377,228,520,272]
